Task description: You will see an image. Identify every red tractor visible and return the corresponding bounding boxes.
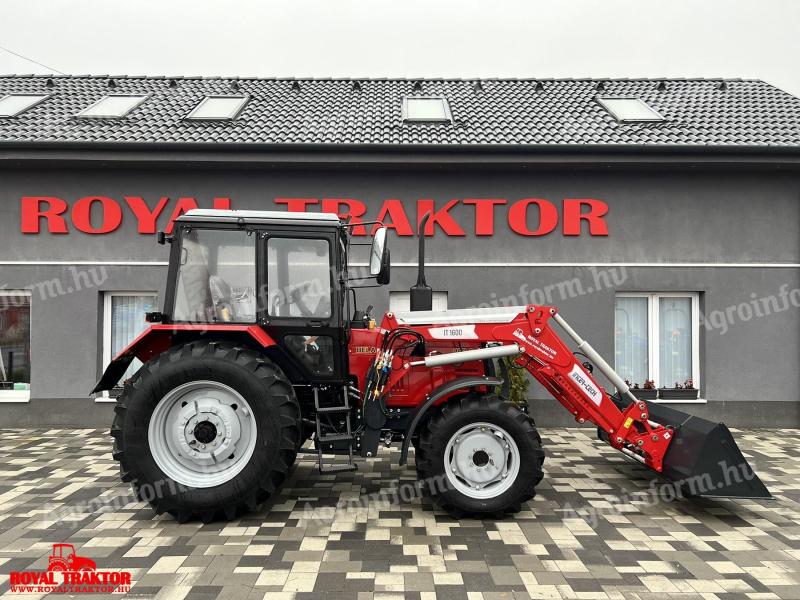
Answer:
[48,544,96,572]
[93,209,770,522]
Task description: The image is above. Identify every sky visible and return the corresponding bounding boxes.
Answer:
[1,0,799,97]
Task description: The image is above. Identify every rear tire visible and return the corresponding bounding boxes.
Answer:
[110,340,301,522]
[415,393,544,517]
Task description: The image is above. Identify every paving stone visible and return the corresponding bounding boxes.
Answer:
[0,427,796,600]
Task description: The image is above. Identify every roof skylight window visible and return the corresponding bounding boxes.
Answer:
[78,95,148,119]
[597,97,664,122]
[403,96,452,122]
[0,94,49,117]
[185,95,249,120]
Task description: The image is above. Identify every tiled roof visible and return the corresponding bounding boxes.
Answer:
[1,75,799,149]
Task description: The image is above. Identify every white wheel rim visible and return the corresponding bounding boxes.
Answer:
[148,380,257,488]
[444,421,521,500]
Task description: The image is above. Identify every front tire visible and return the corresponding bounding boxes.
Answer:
[110,341,301,522]
[416,393,544,517]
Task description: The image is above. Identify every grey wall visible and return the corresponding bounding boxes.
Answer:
[0,160,798,426]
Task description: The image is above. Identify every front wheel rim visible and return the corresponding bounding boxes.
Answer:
[148,380,257,488]
[444,421,521,500]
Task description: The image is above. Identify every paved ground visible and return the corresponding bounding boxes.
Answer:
[0,428,798,600]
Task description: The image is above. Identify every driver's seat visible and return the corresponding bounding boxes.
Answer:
[209,275,233,322]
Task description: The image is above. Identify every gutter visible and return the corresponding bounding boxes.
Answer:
[0,141,799,167]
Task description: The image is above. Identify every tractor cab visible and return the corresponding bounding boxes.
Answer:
[156,209,390,384]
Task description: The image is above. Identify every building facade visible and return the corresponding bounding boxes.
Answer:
[0,75,799,427]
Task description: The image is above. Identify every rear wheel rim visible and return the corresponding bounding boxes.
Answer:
[444,421,521,500]
[148,380,257,488]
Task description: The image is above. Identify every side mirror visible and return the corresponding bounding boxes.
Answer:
[157,231,173,245]
[376,248,390,285]
[370,227,391,284]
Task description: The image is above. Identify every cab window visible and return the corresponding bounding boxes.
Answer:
[267,238,332,318]
[173,228,256,322]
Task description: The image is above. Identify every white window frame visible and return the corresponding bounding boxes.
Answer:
[616,292,701,402]
[0,93,50,118]
[77,94,149,119]
[185,95,250,121]
[402,96,453,123]
[99,291,158,402]
[0,290,31,403]
[597,96,665,123]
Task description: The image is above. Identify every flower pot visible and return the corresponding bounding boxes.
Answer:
[629,388,658,400]
[658,388,699,400]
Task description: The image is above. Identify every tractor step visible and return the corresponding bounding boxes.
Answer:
[313,385,357,474]
[316,405,351,414]
[320,463,358,474]
[318,433,354,443]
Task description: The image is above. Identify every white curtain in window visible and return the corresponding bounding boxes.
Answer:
[614,296,648,385]
[659,297,692,387]
[111,295,157,383]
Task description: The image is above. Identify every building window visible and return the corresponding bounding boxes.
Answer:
[0,94,49,118]
[597,97,665,122]
[185,95,249,120]
[402,96,452,123]
[101,293,158,399]
[614,293,700,398]
[0,292,31,402]
[77,95,148,119]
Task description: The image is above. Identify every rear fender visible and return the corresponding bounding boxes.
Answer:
[398,375,503,466]
[90,324,276,394]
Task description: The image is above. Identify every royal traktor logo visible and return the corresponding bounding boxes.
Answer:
[8,543,131,594]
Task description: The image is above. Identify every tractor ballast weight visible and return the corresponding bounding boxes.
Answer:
[95,209,770,522]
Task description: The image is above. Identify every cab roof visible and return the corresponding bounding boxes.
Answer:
[176,209,341,227]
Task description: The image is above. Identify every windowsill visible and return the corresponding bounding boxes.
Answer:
[0,390,31,403]
[94,391,119,403]
[651,398,707,404]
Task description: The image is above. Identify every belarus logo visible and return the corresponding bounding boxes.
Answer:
[9,543,131,594]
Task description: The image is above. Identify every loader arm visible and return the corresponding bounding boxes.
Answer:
[378,305,770,499]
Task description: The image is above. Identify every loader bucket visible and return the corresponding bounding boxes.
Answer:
[644,401,772,499]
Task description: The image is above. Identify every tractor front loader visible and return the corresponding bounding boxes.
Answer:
[93,209,770,522]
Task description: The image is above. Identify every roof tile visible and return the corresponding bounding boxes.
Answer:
[0,75,797,148]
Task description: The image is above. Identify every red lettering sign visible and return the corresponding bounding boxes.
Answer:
[21,196,69,234]
[508,199,559,236]
[20,195,609,237]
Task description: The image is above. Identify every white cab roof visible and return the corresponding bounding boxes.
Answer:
[177,209,340,227]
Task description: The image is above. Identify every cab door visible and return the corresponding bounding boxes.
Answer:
[258,230,345,382]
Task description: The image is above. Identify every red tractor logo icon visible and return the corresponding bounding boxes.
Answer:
[47,543,96,572]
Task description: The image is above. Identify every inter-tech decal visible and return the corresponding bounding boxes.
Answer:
[569,363,602,406]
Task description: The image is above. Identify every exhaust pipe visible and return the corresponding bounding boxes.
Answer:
[410,213,433,311]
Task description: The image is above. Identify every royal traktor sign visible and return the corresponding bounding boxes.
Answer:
[20,196,609,237]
